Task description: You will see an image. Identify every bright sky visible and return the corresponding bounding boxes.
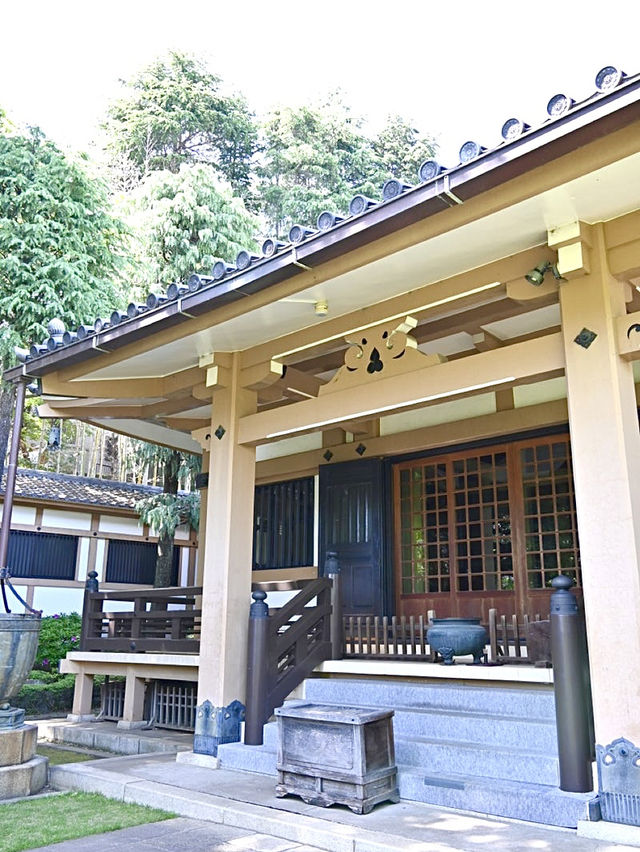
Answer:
[1,0,639,165]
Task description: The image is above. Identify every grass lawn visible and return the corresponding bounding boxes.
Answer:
[0,791,175,852]
[36,744,102,766]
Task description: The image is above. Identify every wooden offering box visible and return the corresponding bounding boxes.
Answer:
[275,702,399,814]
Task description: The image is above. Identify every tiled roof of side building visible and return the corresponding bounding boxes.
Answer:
[0,468,165,512]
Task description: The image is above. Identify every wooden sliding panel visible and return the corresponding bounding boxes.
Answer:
[393,432,581,621]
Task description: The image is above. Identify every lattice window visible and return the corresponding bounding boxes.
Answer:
[398,462,449,594]
[521,439,581,589]
[453,452,512,593]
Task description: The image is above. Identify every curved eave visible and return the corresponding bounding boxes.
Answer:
[6,74,640,384]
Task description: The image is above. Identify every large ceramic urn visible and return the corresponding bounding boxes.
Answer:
[0,613,41,728]
[427,617,488,665]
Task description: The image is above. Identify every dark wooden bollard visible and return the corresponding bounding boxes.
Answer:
[550,574,594,792]
[244,590,269,745]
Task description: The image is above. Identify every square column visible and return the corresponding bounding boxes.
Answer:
[194,353,257,755]
[559,224,640,746]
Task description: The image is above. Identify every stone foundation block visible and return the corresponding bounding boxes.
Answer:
[0,755,48,799]
[0,724,37,767]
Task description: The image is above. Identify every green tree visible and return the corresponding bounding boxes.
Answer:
[0,124,128,482]
[257,95,387,237]
[373,114,437,184]
[105,51,258,196]
[134,445,200,587]
[124,162,258,288]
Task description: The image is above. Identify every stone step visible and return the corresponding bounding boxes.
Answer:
[395,735,559,786]
[398,766,597,829]
[218,740,277,776]
[304,677,555,719]
[393,706,557,752]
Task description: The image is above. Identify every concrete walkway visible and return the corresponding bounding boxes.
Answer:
[23,816,326,852]
[46,750,640,852]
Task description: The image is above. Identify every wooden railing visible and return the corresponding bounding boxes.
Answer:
[342,609,551,666]
[488,608,550,665]
[244,574,341,744]
[80,586,201,653]
[343,612,436,660]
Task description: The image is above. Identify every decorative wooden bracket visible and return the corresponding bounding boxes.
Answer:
[318,316,445,396]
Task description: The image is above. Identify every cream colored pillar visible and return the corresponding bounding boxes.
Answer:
[69,671,94,719]
[559,223,640,746]
[117,668,147,729]
[194,353,257,755]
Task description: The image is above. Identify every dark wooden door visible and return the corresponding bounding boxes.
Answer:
[319,458,388,616]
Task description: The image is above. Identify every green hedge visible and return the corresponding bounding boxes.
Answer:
[18,674,77,715]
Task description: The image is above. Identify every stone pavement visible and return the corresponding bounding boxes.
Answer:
[24,816,326,852]
[45,751,640,852]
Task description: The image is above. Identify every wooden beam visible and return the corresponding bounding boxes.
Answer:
[242,246,554,370]
[239,332,565,445]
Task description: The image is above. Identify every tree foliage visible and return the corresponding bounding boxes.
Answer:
[0,123,128,483]
[124,163,258,288]
[133,442,200,587]
[0,126,127,347]
[373,114,437,184]
[136,492,200,539]
[105,51,258,196]
[257,95,387,238]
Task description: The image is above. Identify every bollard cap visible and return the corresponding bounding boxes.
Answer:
[550,573,578,614]
[250,589,269,618]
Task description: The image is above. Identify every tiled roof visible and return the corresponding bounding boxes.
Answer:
[1,468,164,511]
[15,65,637,365]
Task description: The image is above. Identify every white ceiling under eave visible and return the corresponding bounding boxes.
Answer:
[71,152,640,385]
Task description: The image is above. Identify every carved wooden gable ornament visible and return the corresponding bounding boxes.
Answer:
[318,316,446,396]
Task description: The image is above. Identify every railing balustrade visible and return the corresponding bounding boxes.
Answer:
[244,574,341,744]
[80,586,201,653]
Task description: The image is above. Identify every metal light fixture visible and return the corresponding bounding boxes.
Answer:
[524,261,563,286]
[314,300,328,316]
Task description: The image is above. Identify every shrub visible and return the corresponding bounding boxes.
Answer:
[18,674,77,715]
[34,613,82,671]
